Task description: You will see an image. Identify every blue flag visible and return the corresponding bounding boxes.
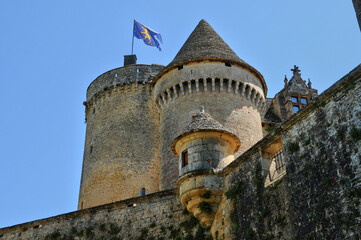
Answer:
[133,20,163,51]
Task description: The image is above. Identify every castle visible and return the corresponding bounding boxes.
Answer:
[1,20,360,240]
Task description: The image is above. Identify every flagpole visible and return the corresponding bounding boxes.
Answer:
[131,20,135,55]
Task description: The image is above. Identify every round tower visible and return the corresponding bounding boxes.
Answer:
[153,20,268,190]
[78,63,163,209]
[172,107,240,227]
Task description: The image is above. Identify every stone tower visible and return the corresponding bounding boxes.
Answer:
[78,62,163,209]
[153,19,268,190]
[172,107,240,227]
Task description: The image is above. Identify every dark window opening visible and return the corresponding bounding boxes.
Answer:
[141,188,146,196]
[225,62,231,67]
[182,150,188,167]
[300,97,308,104]
[293,105,300,112]
[177,65,183,70]
[274,149,285,173]
[92,108,95,114]
[90,145,93,154]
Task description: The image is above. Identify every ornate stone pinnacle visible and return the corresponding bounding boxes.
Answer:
[291,65,301,76]
[284,75,288,87]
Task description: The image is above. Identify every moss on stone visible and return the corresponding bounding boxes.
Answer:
[198,201,212,214]
[225,181,245,199]
[288,142,299,153]
[350,127,361,140]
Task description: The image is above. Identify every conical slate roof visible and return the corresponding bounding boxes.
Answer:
[168,19,245,67]
[171,107,241,155]
[153,20,267,95]
[182,109,230,134]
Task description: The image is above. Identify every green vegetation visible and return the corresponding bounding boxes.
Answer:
[108,223,121,235]
[99,223,106,232]
[225,181,245,199]
[200,190,212,199]
[350,127,361,140]
[180,216,198,231]
[198,201,212,214]
[288,142,299,153]
[254,163,264,191]
[45,230,61,240]
[245,228,257,240]
[85,226,94,238]
[149,222,156,228]
[137,228,148,240]
[266,125,276,132]
[275,215,287,227]
[304,138,311,145]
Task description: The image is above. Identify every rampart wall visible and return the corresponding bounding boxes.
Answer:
[0,190,213,240]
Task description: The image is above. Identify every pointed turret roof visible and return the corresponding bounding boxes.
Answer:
[182,107,230,133]
[168,19,245,67]
[171,107,241,156]
[153,20,267,95]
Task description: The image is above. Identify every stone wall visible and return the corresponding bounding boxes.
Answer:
[79,64,163,208]
[215,64,361,239]
[0,190,211,240]
[87,64,164,99]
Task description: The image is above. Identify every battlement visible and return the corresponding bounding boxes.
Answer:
[156,78,267,114]
[86,64,164,100]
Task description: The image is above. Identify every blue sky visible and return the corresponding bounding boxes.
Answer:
[0,0,360,228]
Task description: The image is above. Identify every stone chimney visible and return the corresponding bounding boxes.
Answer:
[124,55,137,66]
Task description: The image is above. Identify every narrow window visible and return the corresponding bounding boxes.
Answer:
[115,73,118,77]
[291,96,298,103]
[273,149,285,174]
[293,105,300,113]
[92,108,95,114]
[137,68,140,73]
[177,65,183,70]
[300,97,308,104]
[225,62,231,67]
[182,150,188,167]
[90,145,93,154]
[141,188,146,196]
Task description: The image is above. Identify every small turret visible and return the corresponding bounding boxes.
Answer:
[172,107,240,227]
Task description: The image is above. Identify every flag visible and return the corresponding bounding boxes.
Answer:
[133,20,163,51]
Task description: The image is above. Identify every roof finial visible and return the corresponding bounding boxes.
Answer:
[284,75,288,87]
[291,65,301,76]
[200,106,205,113]
[308,78,312,89]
